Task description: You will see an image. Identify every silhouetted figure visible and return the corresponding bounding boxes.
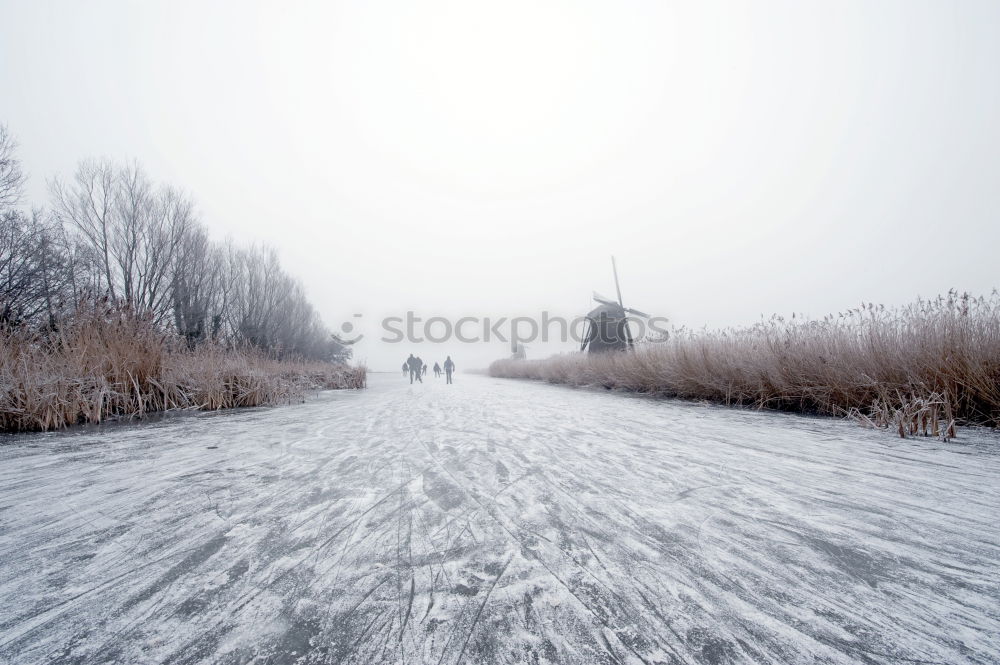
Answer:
[402,362,408,377]
[443,356,455,384]
[407,354,423,384]
[422,364,428,377]
[433,362,441,378]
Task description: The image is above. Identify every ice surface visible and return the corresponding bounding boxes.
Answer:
[0,374,998,664]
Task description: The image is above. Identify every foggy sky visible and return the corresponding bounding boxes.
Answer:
[2,0,998,370]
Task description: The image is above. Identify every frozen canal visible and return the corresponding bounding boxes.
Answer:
[1,374,999,665]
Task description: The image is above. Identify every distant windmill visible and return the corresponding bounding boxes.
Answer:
[580,257,650,353]
[511,339,528,360]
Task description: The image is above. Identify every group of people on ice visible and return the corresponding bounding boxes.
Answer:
[403,354,455,384]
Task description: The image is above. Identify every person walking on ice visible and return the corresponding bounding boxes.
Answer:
[402,361,408,377]
[443,356,455,384]
[433,362,441,378]
[407,354,423,384]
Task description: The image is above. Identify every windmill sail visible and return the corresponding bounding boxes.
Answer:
[612,256,624,307]
[592,291,618,307]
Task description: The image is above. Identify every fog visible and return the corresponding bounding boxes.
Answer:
[2,0,999,370]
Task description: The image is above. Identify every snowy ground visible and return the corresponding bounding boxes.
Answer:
[1,373,999,665]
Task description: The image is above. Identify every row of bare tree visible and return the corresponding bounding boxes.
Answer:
[0,124,348,362]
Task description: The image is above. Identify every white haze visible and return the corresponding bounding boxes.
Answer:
[2,0,999,370]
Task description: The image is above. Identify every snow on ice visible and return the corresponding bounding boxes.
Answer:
[1,374,998,664]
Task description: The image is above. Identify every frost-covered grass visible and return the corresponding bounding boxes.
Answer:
[490,290,1000,436]
[0,309,366,432]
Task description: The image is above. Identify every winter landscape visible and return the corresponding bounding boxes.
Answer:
[3,1,1000,664]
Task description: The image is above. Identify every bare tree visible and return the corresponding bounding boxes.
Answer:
[38,154,348,361]
[50,160,194,323]
[0,125,27,211]
[50,160,117,300]
[221,244,347,360]
[0,209,76,326]
[172,225,227,345]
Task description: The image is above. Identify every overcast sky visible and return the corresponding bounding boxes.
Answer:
[2,0,998,370]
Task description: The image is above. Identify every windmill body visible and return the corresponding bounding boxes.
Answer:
[580,258,651,354]
[581,302,632,353]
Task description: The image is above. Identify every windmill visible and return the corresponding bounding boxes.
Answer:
[580,257,650,353]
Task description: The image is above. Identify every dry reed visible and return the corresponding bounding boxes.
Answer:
[490,291,1000,438]
[0,308,366,432]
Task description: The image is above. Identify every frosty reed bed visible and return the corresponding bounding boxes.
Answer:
[0,310,366,433]
[490,291,1000,437]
